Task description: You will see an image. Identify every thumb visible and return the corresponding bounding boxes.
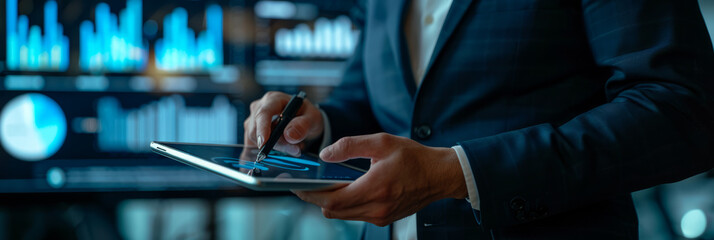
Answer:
[320,133,389,163]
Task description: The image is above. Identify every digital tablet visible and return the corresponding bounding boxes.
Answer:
[150,141,366,191]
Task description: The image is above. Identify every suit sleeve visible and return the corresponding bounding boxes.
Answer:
[318,1,383,142]
[459,0,714,228]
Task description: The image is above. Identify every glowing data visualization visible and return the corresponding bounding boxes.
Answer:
[214,155,320,172]
[97,95,238,153]
[80,0,148,72]
[5,0,225,73]
[5,0,70,71]
[274,15,359,58]
[0,94,67,161]
[155,5,224,72]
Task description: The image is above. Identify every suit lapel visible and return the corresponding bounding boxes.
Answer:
[385,0,417,97]
[419,0,475,91]
[385,0,475,97]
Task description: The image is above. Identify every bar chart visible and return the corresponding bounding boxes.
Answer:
[154,5,224,73]
[5,0,70,71]
[79,0,148,72]
[274,15,359,58]
[97,95,239,153]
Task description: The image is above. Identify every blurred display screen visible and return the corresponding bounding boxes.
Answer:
[0,0,358,193]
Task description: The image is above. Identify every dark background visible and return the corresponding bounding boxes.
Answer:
[0,0,713,239]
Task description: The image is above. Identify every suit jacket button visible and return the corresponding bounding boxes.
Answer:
[414,125,432,139]
[510,197,526,211]
[536,206,549,217]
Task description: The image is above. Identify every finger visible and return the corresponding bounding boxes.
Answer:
[294,172,395,225]
[245,101,259,145]
[283,115,316,144]
[272,137,302,156]
[320,205,396,227]
[289,183,348,197]
[320,177,401,226]
[292,190,333,207]
[249,100,260,114]
[254,92,291,147]
[325,171,380,208]
[243,117,257,147]
[294,170,377,211]
[320,133,391,162]
[245,99,267,146]
[321,206,392,227]
[321,205,374,221]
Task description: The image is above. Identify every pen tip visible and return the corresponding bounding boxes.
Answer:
[256,153,266,163]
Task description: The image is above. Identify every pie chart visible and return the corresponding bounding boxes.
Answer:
[0,93,67,161]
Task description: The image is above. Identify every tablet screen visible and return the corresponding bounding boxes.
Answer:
[159,143,365,181]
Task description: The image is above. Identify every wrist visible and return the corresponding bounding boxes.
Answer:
[431,147,469,200]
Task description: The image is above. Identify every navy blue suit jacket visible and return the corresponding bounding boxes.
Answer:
[318,0,714,239]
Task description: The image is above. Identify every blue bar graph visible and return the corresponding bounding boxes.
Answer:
[155,5,223,72]
[97,95,239,153]
[274,15,359,58]
[80,0,148,72]
[5,0,69,71]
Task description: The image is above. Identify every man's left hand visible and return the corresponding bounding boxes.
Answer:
[292,133,468,227]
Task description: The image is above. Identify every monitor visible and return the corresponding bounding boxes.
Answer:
[0,0,358,194]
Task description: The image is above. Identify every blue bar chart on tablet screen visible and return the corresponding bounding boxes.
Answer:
[5,0,70,71]
[79,0,148,72]
[154,5,224,73]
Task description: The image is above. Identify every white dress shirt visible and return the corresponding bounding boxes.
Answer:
[319,0,481,239]
[404,0,453,84]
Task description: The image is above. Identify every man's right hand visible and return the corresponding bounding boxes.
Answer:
[244,91,324,156]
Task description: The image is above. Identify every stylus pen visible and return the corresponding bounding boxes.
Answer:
[256,91,306,163]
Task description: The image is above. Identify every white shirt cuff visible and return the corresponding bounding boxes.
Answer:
[452,145,480,210]
[318,109,332,150]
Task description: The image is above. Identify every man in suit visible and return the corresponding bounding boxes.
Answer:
[244,0,714,238]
